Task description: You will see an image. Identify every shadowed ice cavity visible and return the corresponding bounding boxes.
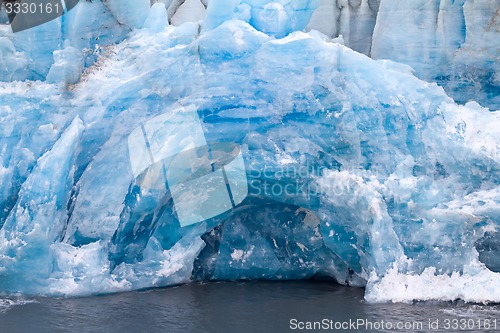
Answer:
[110,107,248,267]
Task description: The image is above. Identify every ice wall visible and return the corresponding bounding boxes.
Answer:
[1,0,498,109]
[309,0,500,110]
[0,16,499,302]
[371,0,499,110]
[0,0,499,303]
[308,0,380,55]
[0,0,146,82]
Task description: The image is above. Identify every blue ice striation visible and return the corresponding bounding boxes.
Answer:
[0,0,499,303]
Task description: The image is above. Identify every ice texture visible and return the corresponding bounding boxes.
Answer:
[371,0,500,111]
[308,0,499,111]
[1,0,498,109]
[0,0,499,303]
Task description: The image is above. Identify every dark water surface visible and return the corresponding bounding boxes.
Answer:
[0,281,498,333]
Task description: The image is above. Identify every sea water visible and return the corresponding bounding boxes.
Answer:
[0,282,499,333]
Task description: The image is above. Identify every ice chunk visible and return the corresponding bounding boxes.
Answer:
[366,263,500,304]
[203,0,240,31]
[46,42,85,85]
[143,3,169,33]
[0,116,84,294]
[203,0,319,36]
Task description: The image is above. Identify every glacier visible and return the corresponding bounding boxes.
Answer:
[0,0,499,303]
[2,0,498,108]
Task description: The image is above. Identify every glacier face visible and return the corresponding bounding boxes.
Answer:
[0,0,499,303]
[371,0,500,111]
[1,0,498,109]
[308,0,500,111]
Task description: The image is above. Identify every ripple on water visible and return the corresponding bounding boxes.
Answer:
[0,298,37,313]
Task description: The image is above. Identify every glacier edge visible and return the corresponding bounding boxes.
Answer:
[0,1,498,304]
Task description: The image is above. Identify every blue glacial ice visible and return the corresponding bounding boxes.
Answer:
[2,0,498,108]
[307,0,500,111]
[0,0,499,303]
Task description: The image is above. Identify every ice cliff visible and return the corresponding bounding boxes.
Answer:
[1,0,498,109]
[0,0,499,303]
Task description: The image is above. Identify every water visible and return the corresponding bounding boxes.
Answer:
[0,281,498,333]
